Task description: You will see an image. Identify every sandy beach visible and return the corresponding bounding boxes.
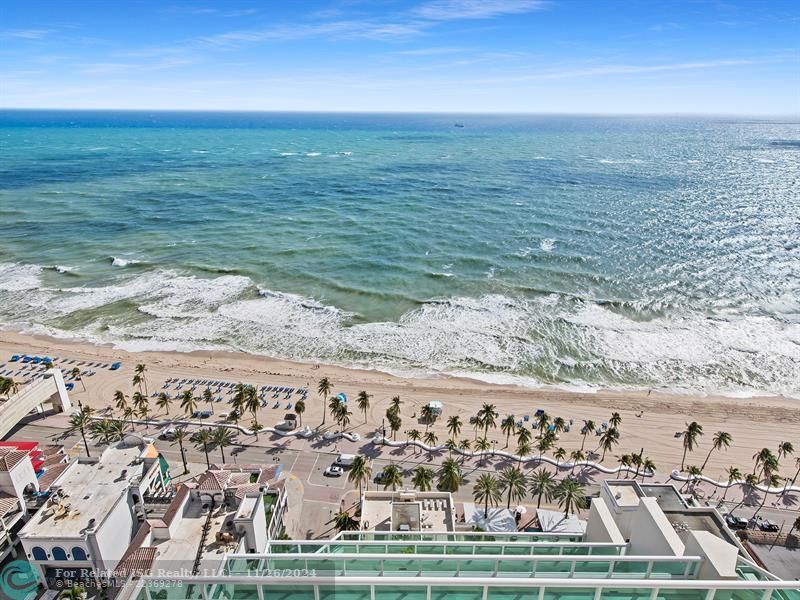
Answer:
[1,330,798,482]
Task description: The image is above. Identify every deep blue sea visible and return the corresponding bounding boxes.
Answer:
[0,110,798,396]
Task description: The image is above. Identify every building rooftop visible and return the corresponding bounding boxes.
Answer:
[19,439,151,539]
[360,491,454,532]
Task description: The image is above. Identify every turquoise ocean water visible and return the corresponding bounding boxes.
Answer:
[0,111,798,396]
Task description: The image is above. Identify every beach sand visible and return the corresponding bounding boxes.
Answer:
[1,330,798,481]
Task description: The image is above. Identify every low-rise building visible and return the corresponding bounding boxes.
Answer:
[17,434,171,589]
[360,490,455,532]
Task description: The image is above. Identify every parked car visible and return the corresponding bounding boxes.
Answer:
[275,420,295,431]
[192,410,212,419]
[724,513,748,530]
[324,465,344,477]
[159,427,177,441]
[285,413,297,421]
[758,520,779,533]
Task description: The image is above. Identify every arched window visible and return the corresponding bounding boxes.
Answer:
[72,547,87,560]
[52,547,68,561]
[32,546,47,561]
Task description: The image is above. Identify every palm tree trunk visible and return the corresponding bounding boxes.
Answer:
[180,445,188,473]
[203,446,210,469]
[537,492,542,509]
[681,447,688,470]
[81,428,91,458]
[753,487,770,519]
[580,434,586,452]
[701,448,714,471]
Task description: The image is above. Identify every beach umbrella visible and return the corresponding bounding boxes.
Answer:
[336,392,348,403]
[515,506,527,515]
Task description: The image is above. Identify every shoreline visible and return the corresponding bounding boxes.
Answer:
[2,329,799,482]
[4,324,796,403]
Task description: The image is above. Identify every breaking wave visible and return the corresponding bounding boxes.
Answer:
[0,261,798,398]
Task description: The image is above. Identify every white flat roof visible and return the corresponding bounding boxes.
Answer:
[20,443,148,539]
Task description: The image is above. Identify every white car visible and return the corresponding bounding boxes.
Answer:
[324,465,344,477]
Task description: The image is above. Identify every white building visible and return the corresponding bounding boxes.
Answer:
[17,434,170,589]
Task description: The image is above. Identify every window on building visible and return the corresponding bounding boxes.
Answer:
[52,547,68,561]
[31,547,47,561]
[72,547,87,560]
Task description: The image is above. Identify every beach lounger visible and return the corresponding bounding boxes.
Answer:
[286,402,292,409]
[272,401,280,409]
[9,355,19,362]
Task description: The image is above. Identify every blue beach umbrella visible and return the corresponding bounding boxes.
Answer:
[336,392,348,403]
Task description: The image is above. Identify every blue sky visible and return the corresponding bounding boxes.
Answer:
[1,0,798,113]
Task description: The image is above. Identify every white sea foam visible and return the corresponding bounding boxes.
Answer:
[0,263,42,291]
[540,239,555,252]
[1,262,798,398]
[111,256,139,267]
[305,152,321,157]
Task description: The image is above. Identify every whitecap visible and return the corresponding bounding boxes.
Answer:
[305,152,321,157]
[540,239,555,252]
[111,256,139,267]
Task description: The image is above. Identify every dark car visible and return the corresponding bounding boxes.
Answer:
[724,513,747,530]
[758,520,779,533]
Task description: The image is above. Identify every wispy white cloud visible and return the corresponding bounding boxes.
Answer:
[162,5,259,18]
[394,46,466,56]
[413,0,547,21]
[472,59,760,83]
[0,29,51,39]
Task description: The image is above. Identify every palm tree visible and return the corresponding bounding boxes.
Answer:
[203,387,215,415]
[701,431,732,471]
[777,441,794,460]
[458,439,472,464]
[67,406,95,458]
[172,427,190,473]
[569,449,585,474]
[132,391,147,414]
[412,466,435,492]
[599,427,620,462]
[640,457,656,481]
[407,429,421,454]
[751,447,775,478]
[156,392,172,415]
[122,406,135,430]
[132,373,143,394]
[529,469,556,509]
[390,395,402,414]
[381,463,403,491]
[438,458,462,492]
[420,404,435,431]
[630,453,643,479]
[387,412,402,441]
[475,436,491,466]
[730,473,760,516]
[554,447,567,471]
[134,363,148,395]
[329,396,343,426]
[609,412,622,430]
[245,386,260,427]
[579,420,595,451]
[113,390,128,413]
[680,422,704,470]
[348,456,371,495]
[499,466,527,509]
[552,417,567,435]
[516,441,532,466]
[317,377,332,426]
[0,376,19,398]
[536,411,550,434]
[338,403,352,430]
[191,428,212,469]
[447,415,462,440]
[423,431,438,457]
[250,421,264,440]
[356,391,370,423]
[180,389,197,418]
[753,473,782,519]
[138,403,150,427]
[619,454,632,478]
[211,427,235,464]
[231,383,246,424]
[70,367,85,392]
[722,466,742,501]
[444,438,457,458]
[473,473,502,518]
[501,415,516,448]
[553,477,588,518]
[294,398,305,427]
[478,403,498,438]
[333,510,359,532]
[516,426,532,447]
[90,419,115,445]
[537,431,555,464]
